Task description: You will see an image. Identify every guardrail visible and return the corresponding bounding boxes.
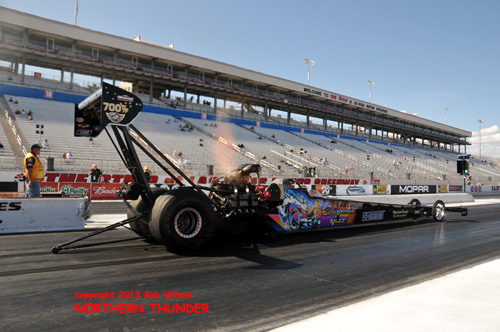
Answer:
[5,109,27,157]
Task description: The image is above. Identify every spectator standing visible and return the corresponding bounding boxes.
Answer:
[144,165,152,183]
[302,165,308,177]
[24,143,44,197]
[88,164,102,183]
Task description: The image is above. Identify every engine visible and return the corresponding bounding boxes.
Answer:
[209,164,265,216]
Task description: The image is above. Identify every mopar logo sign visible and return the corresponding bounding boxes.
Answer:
[391,185,437,194]
[400,185,429,193]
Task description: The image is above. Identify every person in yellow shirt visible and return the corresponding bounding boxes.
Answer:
[24,143,44,197]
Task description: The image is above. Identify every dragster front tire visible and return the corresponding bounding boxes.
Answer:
[432,200,446,222]
[149,189,216,251]
[127,187,170,242]
[409,199,421,207]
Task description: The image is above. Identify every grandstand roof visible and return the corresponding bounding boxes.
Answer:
[0,6,471,146]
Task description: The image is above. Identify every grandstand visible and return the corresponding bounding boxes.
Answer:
[0,6,499,184]
[2,87,499,183]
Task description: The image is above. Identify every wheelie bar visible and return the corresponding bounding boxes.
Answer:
[51,214,146,254]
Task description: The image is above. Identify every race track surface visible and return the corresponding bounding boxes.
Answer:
[1,202,500,331]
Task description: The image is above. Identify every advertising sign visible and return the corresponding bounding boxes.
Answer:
[336,185,372,196]
[373,185,388,195]
[449,185,463,192]
[390,185,437,195]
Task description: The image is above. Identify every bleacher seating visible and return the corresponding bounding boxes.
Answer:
[3,96,251,176]
[2,93,500,183]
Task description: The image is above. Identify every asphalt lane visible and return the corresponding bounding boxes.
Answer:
[91,200,128,215]
[1,203,499,331]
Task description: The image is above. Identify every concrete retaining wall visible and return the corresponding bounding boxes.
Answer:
[0,198,86,233]
[336,193,474,206]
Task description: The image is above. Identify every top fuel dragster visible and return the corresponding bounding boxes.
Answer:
[52,83,467,253]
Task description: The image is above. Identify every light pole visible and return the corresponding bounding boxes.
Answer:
[74,0,79,25]
[478,119,484,160]
[305,58,315,85]
[368,80,375,102]
[445,108,449,125]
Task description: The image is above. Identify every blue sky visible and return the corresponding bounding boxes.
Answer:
[3,0,499,158]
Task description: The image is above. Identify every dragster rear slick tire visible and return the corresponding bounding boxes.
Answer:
[149,189,216,251]
[127,187,170,243]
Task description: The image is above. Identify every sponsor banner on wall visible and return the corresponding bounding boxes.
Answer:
[90,183,120,199]
[8,170,470,200]
[40,183,59,194]
[336,185,372,196]
[310,178,370,186]
[468,185,492,193]
[39,182,119,200]
[0,171,373,187]
[60,183,92,197]
[373,185,388,195]
[449,185,463,192]
[310,184,336,196]
[438,185,448,193]
[390,185,437,195]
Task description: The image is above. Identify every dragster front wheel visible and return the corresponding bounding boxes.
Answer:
[149,189,216,251]
[432,200,446,222]
[409,199,421,207]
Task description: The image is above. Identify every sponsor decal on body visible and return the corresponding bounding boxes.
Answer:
[362,210,385,222]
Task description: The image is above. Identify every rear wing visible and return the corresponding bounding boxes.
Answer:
[74,82,143,137]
